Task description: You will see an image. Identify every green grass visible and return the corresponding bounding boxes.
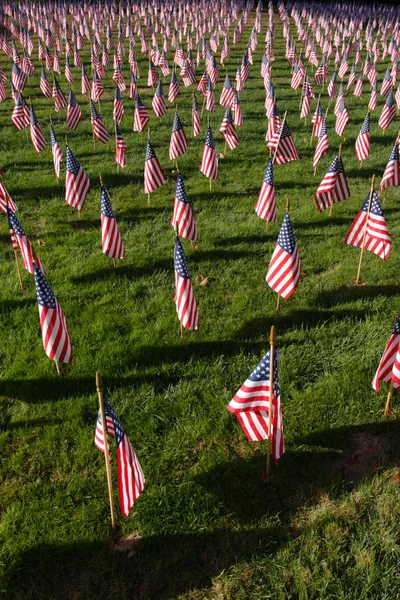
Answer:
[1,8,400,600]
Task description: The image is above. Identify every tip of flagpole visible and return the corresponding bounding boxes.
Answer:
[99,173,103,186]
[95,371,103,392]
[270,325,276,344]
[285,197,290,213]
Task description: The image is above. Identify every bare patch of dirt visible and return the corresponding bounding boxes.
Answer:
[112,532,142,557]
[331,433,386,487]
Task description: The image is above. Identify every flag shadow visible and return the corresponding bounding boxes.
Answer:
[315,284,400,308]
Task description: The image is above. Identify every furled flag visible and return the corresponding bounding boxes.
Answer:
[34,264,72,363]
[81,64,90,94]
[50,122,63,178]
[129,72,138,101]
[11,62,26,92]
[378,89,396,130]
[90,100,110,144]
[300,80,311,119]
[113,85,124,122]
[254,158,277,223]
[113,120,127,167]
[168,69,180,104]
[11,92,30,130]
[40,65,52,98]
[100,186,124,260]
[344,191,392,260]
[380,143,400,192]
[219,73,235,107]
[266,211,300,299]
[94,395,144,518]
[169,110,188,160]
[311,102,323,138]
[152,80,167,118]
[133,94,150,133]
[313,117,329,169]
[232,89,243,127]
[174,236,199,330]
[197,69,208,95]
[144,140,166,193]
[205,78,215,112]
[314,155,350,212]
[170,175,198,241]
[220,109,239,150]
[381,68,392,98]
[91,71,104,102]
[52,76,67,111]
[327,70,338,99]
[372,315,400,392]
[192,94,201,137]
[66,89,82,131]
[147,61,158,87]
[268,120,300,165]
[29,104,46,153]
[0,181,17,213]
[65,55,73,84]
[200,125,218,180]
[368,81,378,111]
[65,145,90,212]
[7,207,45,274]
[226,348,284,462]
[355,113,371,161]
[334,83,344,115]
[335,96,349,136]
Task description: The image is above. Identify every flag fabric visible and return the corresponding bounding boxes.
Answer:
[170,175,198,241]
[226,348,284,463]
[254,158,277,223]
[268,121,300,165]
[133,95,150,133]
[192,94,201,137]
[113,85,124,123]
[381,68,393,98]
[33,264,72,363]
[378,89,396,130]
[115,122,128,168]
[353,71,363,98]
[152,80,167,118]
[91,72,104,102]
[219,73,235,107]
[174,236,199,330]
[11,93,30,130]
[7,206,45,275]
[40,65,52,98]
[11,61,26,92]
[368,81,378,111]
[168,69,180,103]
[50,123,63,178]
[169,111,188,159]
[144,140,166,193]
[0,181,18,214]
[355,113,371,161]
[81,64,91,94]
[100,186,124,260]
[90,100,110,144]
[220,109,239,150]
[335,96,349,136]
[200,125,218,180]
[313,117,329,169]
[52,76,67,111]
[344,191,392,260]
[232,89,243,127]
[311,103,323,138]
[65,145,90,212]
[379,143,400,192]
[205,78,215,112]
[29,104,46,153]
[372,316,400,392]
[66,89,82,131]
[266,212,300,300]
[94,396,144,518]
[314,155,350,213]
[266,102,280,144]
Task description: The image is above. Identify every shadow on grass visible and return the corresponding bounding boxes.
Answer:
[0,297,37,313]
[315,284,400,307]
[0,417,63,432]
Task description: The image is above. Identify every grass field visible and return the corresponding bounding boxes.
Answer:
[1,7,400,600]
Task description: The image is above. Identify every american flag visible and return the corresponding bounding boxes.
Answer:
[34,264,72,364]
[64,55,73,84]
[311,103,323,138]
[94,396,144,519]
[129,72,138,101]
[368,81,378,111]
[152,80,167,118]
[91,72,104,102]
[29,104,46,153]
[220,109,239,150]
[381,68,392,97]
[115,122,128,169]
[40,65,52,98]
[168,69,180,104]
[396,84,400,111]
[314,155,350,213]
[268,121,300,165]
[11,61,26,92]
[180,59,196,87]
[113,64,126,91]
[200,125,218,180]
[367,63,377,87]
[379,143,400,192]
[338,52,349,78]
[192,94,201,137]
[372,315,400,392]
[170,174,197,241]
[169,111,188,160]
[100,186,124,260]
[144,140,166,193]
[327,70,338,99]
[232,90,243,127]
[266,211,300,300]
[7,206,45,275]
[315,56,328,84]
[50,123,63,178]
[226,348,284,463]
[335,96,349,136]
[197,69,208,95]
[347,63,356,89]
[0,181,17,214]
[345,191,392,261]
[378,89,396,130]
[313,117,329,169]
[90,100,110,144]
[147,62,159,87]
[11,92,30,130]
[300,80,311,119]
[220,73,235,108]
[334,83,344,115]
[205,78,215,112]
[353,71,363,98]
[174,236,199,330]
[254,158,277,223]
[81,64,91,94]
[291,62,303,90]
[66,89,82,131]
[266,102,280,144]
[65,145,90,212]
[52,76,67,111]
[113,85,124,123]
[355,113,371,161]
[133,95,150,133]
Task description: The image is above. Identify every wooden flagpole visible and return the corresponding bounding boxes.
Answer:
[329,142,342,218]
[385,378,395,417]
[266,325,276,478]
[96,371,116,529]
[14,249,24,292]
[272,110,287,165]
[310,93,321,146]
[355,174,376,285]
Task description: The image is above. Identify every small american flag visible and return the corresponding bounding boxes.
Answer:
[379,143,400,192]
[94,396,144,519]
[268,121,300,165]
[314,155,350,213]
[29,104,46,153]
[174,236,199,330]
[65,145,90,212]
[7,206,45,274]
[50,123,63,178]
[381,68,392,98]
[91,71,104,102]
[220,108,239,150]
[192,94,201,137]
[144,140,166,193]
[40,65,52,98]
[335,96,349,136]
[113,85,124,123]
[0,181,17,214]
[129,72,138,101]
[368,81,378,111]
[52,76,67,111]
[90,100,110,144]
[327,70,338,99]
[170,174,197,241]
[168,69,180,104]
[313,118,329,169]
[219,73,235,107]
[266,211,300,300]
[34,263,72,364]
[133,94,150,133]
[152,80,167,118]
[355,113,371,161]
[345,191,392,261]
[378,89,396,130]
[254,158,277,223]
[199,125,218,180]
[11,61,26,92]
[81,64,90,94]
[115,122,128,169]
[64,55,74,84]
[226,348,284,463]
[205,78,215,112]
[66,89,82,131]
[169,111,188,160]
[353,71,363,98]
[11,92,30,130]
[232,90,243,127]
[100,186,124,260]
[372,316,400,392]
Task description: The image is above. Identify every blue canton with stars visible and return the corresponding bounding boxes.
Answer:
[319,118,327,138]
[361,190,383,216]
[277,212,297,254]
[174,237,190,279]
[68,89,77,106]
[50,124,57,147]
[223,74,232,90]
[155,80,163,97]
[247,349,280,395]
[66,146,81,175]
[172,111,183,132]
[360,113,370,133]
[327,155,339,174]
[175,175,189,203]
[30,104,38,126]
[100,186,115,218]
[104,397,125,447]
[392,316,400,335]
[145,140,156,161]
[34,265,57,309]
[388,143,399,162]
[263,159,274,186]
[90,99,100,120]
[7,206,25,236]
[204,126,215,148]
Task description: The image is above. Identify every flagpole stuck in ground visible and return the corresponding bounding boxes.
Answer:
[96,371,116,530]
[266,324,276,478]
[272,111,287,165]
[309,93,321,146]
[355,174,375,285]
[330,142,342,218]
[385,378,395,417]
